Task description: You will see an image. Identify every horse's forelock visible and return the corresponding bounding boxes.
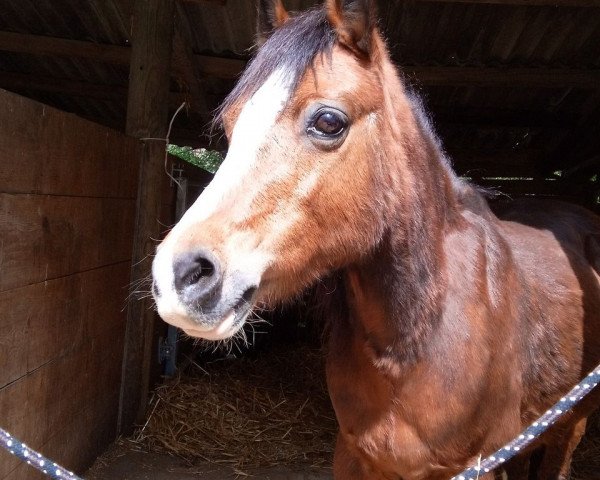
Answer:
[214,7,336,130]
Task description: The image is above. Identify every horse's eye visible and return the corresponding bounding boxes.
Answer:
[308,109,348,138]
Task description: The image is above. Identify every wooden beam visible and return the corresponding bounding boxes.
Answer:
[0,30,244,78]
[0,72,187,107]
[119,0,175,433]
[193,55,245,79]
[179,0,227,4]
[0,30,130,65]
[0,72,128,100]
[1,31,598,87]
[429,106,575,128]
[404,66,600,89]
[171,4,210,113]
[415,0,600,6]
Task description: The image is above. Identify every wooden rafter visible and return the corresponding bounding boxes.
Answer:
[404,66,600,89]
[1,31,599,88]
[0,71,187,106]
[112,0,210,113]
[0,31,130,65]
[0,71,127,100]
[178,0,227,4]
[429,107,575,129]
[0,30,244,78]
[416,0,600,6]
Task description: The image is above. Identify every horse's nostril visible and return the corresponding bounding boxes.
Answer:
[188,257,215,285]
[173,249,220,293]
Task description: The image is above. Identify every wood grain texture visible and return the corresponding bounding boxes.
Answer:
[3,399,120,480]
[416,0,600,5]
[0,194,135,292]
[0,91,139,478]
[0,328,124,478]
[0,89,140,198]
[0,30,130,65]
[0,262,131,390]
[120,0,175,432]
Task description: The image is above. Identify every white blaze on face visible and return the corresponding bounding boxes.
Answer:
[178,68,292,229]
[152,68,293,327]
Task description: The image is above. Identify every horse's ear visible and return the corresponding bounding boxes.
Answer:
[257,0,290,46]
[325,0,377,56]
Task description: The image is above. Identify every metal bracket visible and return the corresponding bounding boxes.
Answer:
[159,325,180,376]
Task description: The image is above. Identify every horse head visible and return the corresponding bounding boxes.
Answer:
[152,0,448,340]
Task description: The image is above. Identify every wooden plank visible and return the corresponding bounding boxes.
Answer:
[4,397,121,480]
[0,30,244,79]
[0,30,226,84]
[0,194,135,292]
[404,66,600,89]
[0,330,124,478]
[429,106,574,128]
[0,74,189,110]
[0,30,130,65]
[198,61,600,87]
[0,72,127,100]
[10,56,600,91]
[416,0,600,6]
[195,55,246,79]
[0,89,140,198]
[120,0,175,433]
[0,262,131,390]
[1,297,125,477]
[2,30,599,87]
[179,0,227,4]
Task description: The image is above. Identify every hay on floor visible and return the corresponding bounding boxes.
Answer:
[130,343,600,478]
[132,346,336,473]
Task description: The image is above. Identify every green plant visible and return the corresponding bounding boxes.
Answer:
[167,144,224,174]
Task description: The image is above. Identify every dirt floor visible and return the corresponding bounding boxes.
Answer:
[86,446,332,480]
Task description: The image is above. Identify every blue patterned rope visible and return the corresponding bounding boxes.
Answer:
[0,427,83,480]
[452,364,600,480]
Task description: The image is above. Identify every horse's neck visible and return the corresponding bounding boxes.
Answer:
[332,43,465,367]
[340,214,448,367]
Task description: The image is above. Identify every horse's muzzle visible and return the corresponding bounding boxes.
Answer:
[151,246,258,340]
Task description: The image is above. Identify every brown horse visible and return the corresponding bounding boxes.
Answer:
[152,1,600,478]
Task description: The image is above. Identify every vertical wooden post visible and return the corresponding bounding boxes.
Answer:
[119,0,175,432]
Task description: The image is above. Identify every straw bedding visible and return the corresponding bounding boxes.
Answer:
[132,345,337,473]
[132,343,599,477]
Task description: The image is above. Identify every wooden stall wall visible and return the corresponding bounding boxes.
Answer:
[0,89,141,479]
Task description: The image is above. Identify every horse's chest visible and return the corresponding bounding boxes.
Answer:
[326,345,474,479]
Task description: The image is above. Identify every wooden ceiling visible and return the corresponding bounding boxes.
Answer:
[0,0,599,206]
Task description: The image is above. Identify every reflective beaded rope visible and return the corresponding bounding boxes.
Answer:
[0,427,82,480]
[452,365,600,480]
